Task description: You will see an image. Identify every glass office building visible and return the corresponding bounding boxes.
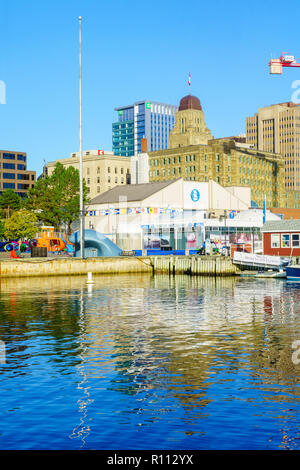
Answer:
[112,100,177,156]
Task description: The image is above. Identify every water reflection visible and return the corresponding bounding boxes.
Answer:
[0,274,300,449]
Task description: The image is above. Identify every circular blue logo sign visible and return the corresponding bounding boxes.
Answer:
[191,189,200,202]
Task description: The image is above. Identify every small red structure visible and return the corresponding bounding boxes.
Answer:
[10,249,20,259]
[262,220,300,257]
[230,243,252,258]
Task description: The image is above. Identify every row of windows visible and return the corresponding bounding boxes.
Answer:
[86,177,125,185]
[86,167,128,175]
[151,155,196,166]
[271,233,300,248]
[1,153,26,161]
[0,183,31,189]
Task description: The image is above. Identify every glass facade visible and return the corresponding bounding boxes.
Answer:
[113,100,177,156]
[112,120,134,157]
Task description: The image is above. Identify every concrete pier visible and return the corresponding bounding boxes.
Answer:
[0,255,240,279]
[0,256,153,278]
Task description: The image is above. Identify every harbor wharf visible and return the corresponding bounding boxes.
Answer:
[0,255,242,278]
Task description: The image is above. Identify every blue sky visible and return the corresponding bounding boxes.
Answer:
[1,0,300,176]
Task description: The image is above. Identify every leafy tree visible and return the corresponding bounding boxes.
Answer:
[4,209,38,240]
[0,189,23,218]
[0,219,5,239]
[25,162,89,233]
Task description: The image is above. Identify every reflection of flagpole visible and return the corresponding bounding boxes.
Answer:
[263,195,266,224]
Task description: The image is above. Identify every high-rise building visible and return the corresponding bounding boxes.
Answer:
[0,150,36,197]
[246,102,300,191]
[112,100,177,156]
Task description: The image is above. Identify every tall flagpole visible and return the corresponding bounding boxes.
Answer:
[79,16,84,258]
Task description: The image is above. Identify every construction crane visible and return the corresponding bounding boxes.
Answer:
[269,52,300,74]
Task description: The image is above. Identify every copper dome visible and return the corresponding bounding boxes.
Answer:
[178,94,202,111]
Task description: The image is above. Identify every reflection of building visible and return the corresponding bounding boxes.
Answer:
[45,150,131,199]
[262,219,300,257]
[0,150,36,197]
[112,100,178,156]
[246,102,300,191]
[148,94,286,209]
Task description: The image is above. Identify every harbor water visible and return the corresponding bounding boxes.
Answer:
[0,273,300,450]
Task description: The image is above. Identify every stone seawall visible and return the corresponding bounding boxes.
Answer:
[0,256,153,278]
[0,255,240,278]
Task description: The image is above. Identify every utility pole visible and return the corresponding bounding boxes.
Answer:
[79,16,84,258]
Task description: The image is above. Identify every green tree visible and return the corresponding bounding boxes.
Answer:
[25,162,89,232]
[0,219,5,239]
[4,209,38,240]
[0,189,23,218]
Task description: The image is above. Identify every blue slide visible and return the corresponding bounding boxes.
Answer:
[69,230,122,257]
[60,234,75,253]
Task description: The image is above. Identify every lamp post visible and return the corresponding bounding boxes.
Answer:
[79,16,84,258]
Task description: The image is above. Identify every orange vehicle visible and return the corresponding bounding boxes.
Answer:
[36,226,74,253]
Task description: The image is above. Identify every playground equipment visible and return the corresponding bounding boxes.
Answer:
[69,230,122,257]
[0,227,75,255]
[35,227,75,254]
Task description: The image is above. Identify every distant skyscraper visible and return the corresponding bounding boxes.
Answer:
[112,100,178,156]
[246,102,300,191]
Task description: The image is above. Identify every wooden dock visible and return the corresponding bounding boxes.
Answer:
[151,255,241,276]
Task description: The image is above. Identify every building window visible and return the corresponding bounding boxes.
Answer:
[97,167,100,174]
[115,168,117,174]
[115,177,118,183]
[281,234,290,248]
[292,234,300,247]
[97,186,100,193]
[3,173,15,179]
[271,234,280,248]
[97,177,100,183]
[3,153,16,160]
[3,163,15,169]
[108,167,111,173]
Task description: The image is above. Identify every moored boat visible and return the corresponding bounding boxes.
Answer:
[286,265,300,281]
[255,269,286,278]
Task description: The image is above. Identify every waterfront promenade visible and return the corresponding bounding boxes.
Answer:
[0,255,241,278]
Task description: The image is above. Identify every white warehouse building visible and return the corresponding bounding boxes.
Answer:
[83,178,254,252]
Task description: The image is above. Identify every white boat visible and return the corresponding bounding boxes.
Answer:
[255,270,286,279]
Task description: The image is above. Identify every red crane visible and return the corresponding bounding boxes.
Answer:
[269,52,300,74]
